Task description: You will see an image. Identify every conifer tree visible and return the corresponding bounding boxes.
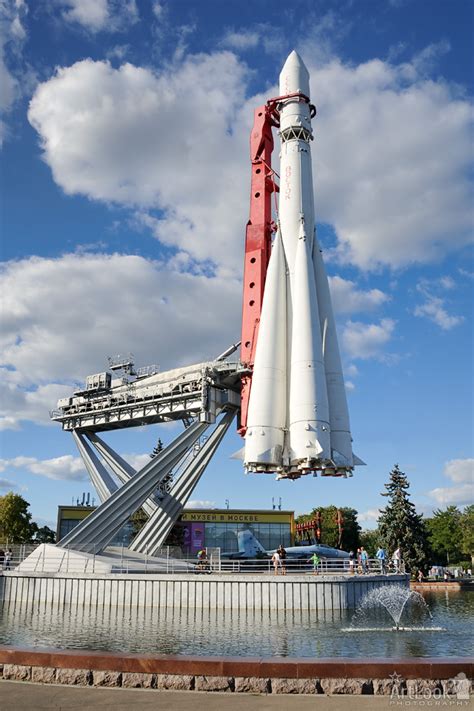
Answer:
[378,464,428,575]
[150,438,164,458]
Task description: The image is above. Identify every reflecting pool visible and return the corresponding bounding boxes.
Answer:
[0,591,471,658]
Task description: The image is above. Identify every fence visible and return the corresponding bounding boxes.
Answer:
[2,544,405,576]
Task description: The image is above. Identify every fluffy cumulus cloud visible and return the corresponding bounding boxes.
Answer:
[0,451,157,482]
[329,276,388,314]
[28,53,251,273]
[27,47,473,272]
[427,458,474,507]
[0,454,87,481]
[310,53,473,269]
[342,318,396,360]
[0,381,74,429]
[58,0,138,33]
[0,252,241,428]
[0,251,390,428]
[443,458,474,484]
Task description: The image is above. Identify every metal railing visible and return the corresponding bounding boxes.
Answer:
[2,545,406,576]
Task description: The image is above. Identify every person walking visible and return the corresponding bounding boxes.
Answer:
[196,548,208,572]
[392,547,401,573]
[348,550,355,574]
[277,545,287,575]
[360,546,368,574]
[310,552,320,575]
[376,546,386,574]
[271,550,281,576]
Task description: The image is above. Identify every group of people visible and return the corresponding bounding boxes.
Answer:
[427,566,472,581]
[348,547,369,574]
[346,546,402,574]
[0,548,12,570]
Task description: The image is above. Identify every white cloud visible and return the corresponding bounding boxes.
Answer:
[0,252,240,428]
[428,484,473,508]
[358,508,380,524]
[345,364,359,378]
[414,297,463,330]
[426,458,474,508]
[28,54,250,273]
[439,276,455,290]
[0,380,74,429]
[0,477,18,491]
[152,2,164,20]
[0,0,28,145]
[32,516,56,529]
[123,453,152,472]
[27,49,473,272]
[221,30,260,51]
[310,57,473,269]
[443,458,474,484]
[58,0,138,33]
[184,500,217,509]
[342,319,396,359]
[0,415,20,431]
[414,279,463,330]
[329,276,388,314]
[219,23,284,56]
[0,455,87,481]
[0,449,181,483]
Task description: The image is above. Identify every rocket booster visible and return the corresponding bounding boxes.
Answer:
[244,51,363,479]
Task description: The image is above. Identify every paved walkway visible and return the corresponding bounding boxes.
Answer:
[1,682,472,711]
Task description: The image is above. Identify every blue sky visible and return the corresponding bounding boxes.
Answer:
[0,0,473,532]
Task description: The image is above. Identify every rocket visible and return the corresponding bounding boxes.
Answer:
[243,51,363,479]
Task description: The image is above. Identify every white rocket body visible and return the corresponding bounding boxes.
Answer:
[244,51,362,478]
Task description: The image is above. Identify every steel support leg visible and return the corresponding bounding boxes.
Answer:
[59,420,208,552]
[72,431,118,503]
[86,432,159,518]
[130,409,236,556]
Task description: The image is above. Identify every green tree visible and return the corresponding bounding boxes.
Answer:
[130,508,148,537]
[460,505,474,565]
[33,525,56,544]
[377,464,428,574]
[425,506,463,564]
[296,506,361,551]
[164,524,185,548]
[150,439,164,458]
[0,492,37,543]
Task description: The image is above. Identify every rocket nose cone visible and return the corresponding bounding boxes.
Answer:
[279,50,310,96]
[283,50,308,72]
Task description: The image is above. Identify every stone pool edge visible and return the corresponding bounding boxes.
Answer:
[0,647,472,695]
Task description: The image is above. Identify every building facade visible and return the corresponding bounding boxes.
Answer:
[178,509,294,554]
[57,506,294,554]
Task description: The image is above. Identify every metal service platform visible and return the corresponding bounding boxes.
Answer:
[48,352,242,558]
[50,358,241,433]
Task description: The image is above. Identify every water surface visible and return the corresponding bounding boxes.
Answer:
[0,590,471,658]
